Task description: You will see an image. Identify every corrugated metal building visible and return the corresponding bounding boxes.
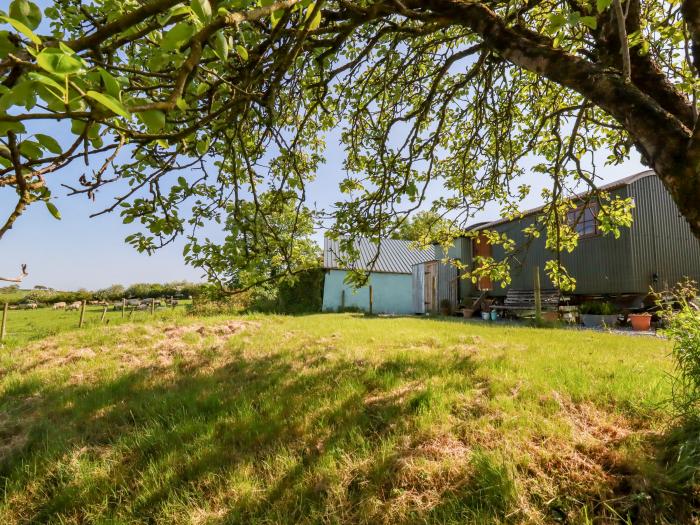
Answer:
[322,237,437,314]
[412,260,460,314]
[460,170,700,297]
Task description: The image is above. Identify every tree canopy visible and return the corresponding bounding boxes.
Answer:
[0,0,698,289]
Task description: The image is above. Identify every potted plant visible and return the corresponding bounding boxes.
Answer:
[579,301,619,328]
[628,312,652,331]
[440,299,452,316]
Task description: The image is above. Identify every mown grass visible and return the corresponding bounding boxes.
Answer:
[0,314,685,524]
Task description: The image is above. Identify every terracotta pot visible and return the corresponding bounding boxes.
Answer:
[462,308,475,318]
[629,313,652,331]
[542,311,559,322]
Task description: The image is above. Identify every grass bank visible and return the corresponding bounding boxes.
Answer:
[0,314,682,523]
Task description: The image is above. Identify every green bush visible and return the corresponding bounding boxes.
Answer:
[662,286,700,418]
[250,269,324,314]
[579,301,617,315]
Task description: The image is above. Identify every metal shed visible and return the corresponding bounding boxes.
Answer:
[460,170,700,297]
[322,237,437,314]
[412,259,460,314]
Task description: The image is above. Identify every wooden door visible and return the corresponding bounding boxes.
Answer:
[424,261,437,313]
[472,234,492,291]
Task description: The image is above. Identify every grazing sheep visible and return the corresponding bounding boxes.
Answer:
[66,301,83,311]
[53,302,67,310]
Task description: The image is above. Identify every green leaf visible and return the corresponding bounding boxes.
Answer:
[596,0,612,12]
[305,3,321,30]
[36,48,83,75]
[0,31,15,58]
[19,139,41,159]
[580,16,597,29]
[98,68,121,98]
[191,0,212,22]
[271,8,284,28]
[138,109,166,132]
[196,137,210,155]
[213,30,228,60]
[9,0,41,30]
[58,42,75,55]
[27,71,66,96]
[0,15,40,45]
[86,90,131,118]
[235,44,248,61]
[45,201,61,220]
[176,97,189,111]
[35,133,62,154]
[161,22,195,51]
[0,121,25,134]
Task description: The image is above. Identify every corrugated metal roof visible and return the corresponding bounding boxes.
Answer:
[324,237,438,274]
[468,170,655,230]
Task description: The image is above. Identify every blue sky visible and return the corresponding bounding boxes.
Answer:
[0,3,645,290]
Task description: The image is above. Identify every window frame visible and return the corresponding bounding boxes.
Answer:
[566,202,600,239]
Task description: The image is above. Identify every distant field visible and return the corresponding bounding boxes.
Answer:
[0,302,190,346]
[0,313,682,524]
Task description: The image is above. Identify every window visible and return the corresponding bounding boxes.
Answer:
[567,203,599,237]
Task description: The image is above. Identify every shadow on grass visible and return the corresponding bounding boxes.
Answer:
[0,335,695,524]
[0,344,519,524]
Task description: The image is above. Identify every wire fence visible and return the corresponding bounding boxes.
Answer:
[0,299,189,347]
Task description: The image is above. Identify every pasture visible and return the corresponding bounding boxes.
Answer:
[0,302,190,347]
[0,313,682,523]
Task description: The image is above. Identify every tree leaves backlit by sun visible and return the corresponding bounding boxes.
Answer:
[0,0,698,290]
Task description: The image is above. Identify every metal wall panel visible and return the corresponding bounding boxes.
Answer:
[437,260,460,309]
[412,263,426,314]
[628,175,700,292]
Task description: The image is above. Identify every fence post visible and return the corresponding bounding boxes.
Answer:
[78,300,86,328]
[534,266,542,323]
[151,298,155,315]
[369,286,373,315]
[100,305,108,323]
[121,298,126,318]
[1,302,7,341]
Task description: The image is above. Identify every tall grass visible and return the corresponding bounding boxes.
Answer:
[0,313,682,524]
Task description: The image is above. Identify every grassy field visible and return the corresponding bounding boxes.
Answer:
[0,313,684,524]
[0,303,189,346]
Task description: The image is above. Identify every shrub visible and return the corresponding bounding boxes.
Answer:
[249,269,324,314]
[661,283,700,419]
[579,301,617,315]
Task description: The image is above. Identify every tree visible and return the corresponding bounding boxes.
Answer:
[0,264,27,283]
[185,191,320,291]
[391,211,456,245]
[0,0,698,288]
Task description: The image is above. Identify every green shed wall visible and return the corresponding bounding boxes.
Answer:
[461,174,700,297]
[628,175,700,291]
[462,187,638,297]
[322,270,415,314]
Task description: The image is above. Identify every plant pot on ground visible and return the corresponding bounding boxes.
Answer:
[579,301,619,328]
[629,312,652,331]
[439,299,452,316]
[542,311,559,322]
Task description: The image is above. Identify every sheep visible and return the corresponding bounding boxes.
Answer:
[52,302,67,310]
[66,301,83,311]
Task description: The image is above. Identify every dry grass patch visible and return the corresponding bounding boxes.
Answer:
[0,313,686,524]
